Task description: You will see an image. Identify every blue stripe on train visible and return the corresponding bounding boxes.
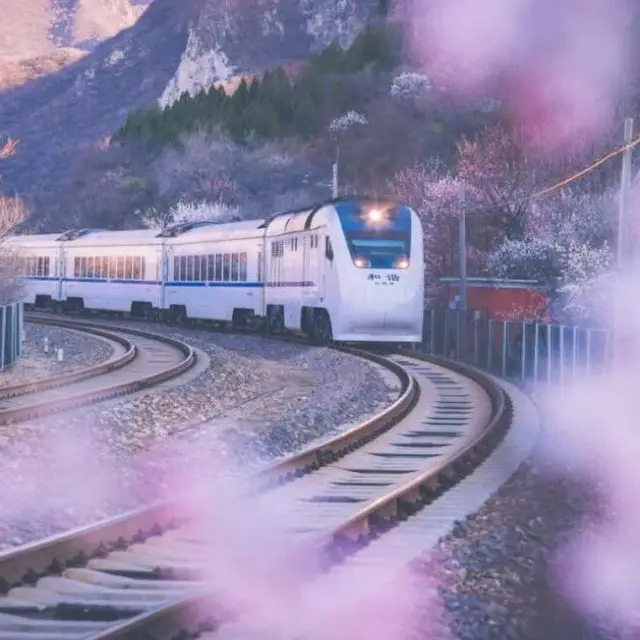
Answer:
[26,277,316,288]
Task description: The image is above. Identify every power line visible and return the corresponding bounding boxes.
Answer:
[464,133,640,216]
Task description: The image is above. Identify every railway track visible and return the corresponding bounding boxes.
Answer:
[0,316,196,424]
[0,332,512,640]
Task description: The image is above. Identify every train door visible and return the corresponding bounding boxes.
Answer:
[158,244,167,310]
[56,244,65,300]
[302,235,311,300]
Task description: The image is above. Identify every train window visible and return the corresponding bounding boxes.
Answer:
[132,257,142,280]
[93,257,101,278]
[43,257,50,276]
[174,257,180,281]
[222,254,230,281]
[272,241,283,258]
[79,257,87,278]
[140,257,146,280]
[207,255,215,281]
[101,257,108,279]
[124,257,132,280]
[87,257,94,278]
[115,256,124,279]
[231,254,239,281]
[200,255,207,280]
[107,257,116,279]
[73,257,79,277]
[37,257,43,276]
[215,254,222,281]
[195,255,203,281]
[239,253,247,281]
[184,255,193,281]
[180,256,187,281]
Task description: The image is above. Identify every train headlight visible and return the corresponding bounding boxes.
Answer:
[393,257,410,269]
[354,256,371,268]
[368,208,383,222]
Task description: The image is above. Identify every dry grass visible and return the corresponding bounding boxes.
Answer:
[0,48,87,90]
[0,0,146,60]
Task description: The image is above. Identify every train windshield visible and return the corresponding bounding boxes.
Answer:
[335,201,412,269]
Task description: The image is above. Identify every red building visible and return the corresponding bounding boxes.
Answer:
[438,277,551,322]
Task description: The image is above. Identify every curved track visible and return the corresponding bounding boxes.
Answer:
[0,337,511,640]
[0,317,196,424]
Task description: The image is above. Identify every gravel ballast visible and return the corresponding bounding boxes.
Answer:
[0,322,399,548]
[408,406,614,640]
[0,323,114,386]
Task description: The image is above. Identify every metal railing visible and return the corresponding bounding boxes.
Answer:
[421,309,611,384]
[0,301,23,371]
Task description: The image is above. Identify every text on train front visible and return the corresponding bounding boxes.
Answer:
[334,201,412,269]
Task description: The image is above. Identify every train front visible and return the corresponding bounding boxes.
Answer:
[331,199,424,342]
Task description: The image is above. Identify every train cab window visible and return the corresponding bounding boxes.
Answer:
[239,253,247,281]
[222,254,231,281]
[231,254,239,281]
[215,254,222,281]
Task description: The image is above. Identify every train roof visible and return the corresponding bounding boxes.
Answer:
[3,233,60,246]
[58,228,165,245]
[162,219,266,243]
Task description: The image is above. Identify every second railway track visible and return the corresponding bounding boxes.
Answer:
[0,338,514,640]
[0,316,196,424]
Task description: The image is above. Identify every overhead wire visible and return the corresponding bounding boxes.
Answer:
[465,132,640,215]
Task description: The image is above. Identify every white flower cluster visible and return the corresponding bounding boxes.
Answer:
[328,111,368,137]
[389,72,432,99]
[139,200,241,230]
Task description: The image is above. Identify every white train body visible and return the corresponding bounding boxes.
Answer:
[5,197,424,342]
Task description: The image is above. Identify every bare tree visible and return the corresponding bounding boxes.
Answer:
[0,137,17,159]
[0,137,29,303]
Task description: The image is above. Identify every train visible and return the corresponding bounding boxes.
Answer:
[4,196,425,343]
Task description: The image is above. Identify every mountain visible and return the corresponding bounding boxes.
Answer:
[0,0,384,220]
[0,0,147,60]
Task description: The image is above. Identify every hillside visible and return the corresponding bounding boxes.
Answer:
[0,0,385,222]
[0,0,147,59]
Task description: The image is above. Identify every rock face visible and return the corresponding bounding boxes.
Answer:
[0,0,147,59]
[0,0,383,220]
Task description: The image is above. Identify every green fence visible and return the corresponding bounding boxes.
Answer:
[421,309,610,383]
[0,300,23,371]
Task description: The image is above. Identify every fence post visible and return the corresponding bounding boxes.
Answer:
[572,326,578,381]
[547,323,552,384]
[559,325,565,387]
[501,321,508,378]
[521,321,526,382]
[533,322,540,383]
[0,307,5,370]
[429,310,435,355]
[488,320,493,371]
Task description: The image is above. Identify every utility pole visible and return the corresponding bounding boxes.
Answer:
[614,117,634,365]
[332,146,339,198]
[458,186,468,360]
[617,117,634,270]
